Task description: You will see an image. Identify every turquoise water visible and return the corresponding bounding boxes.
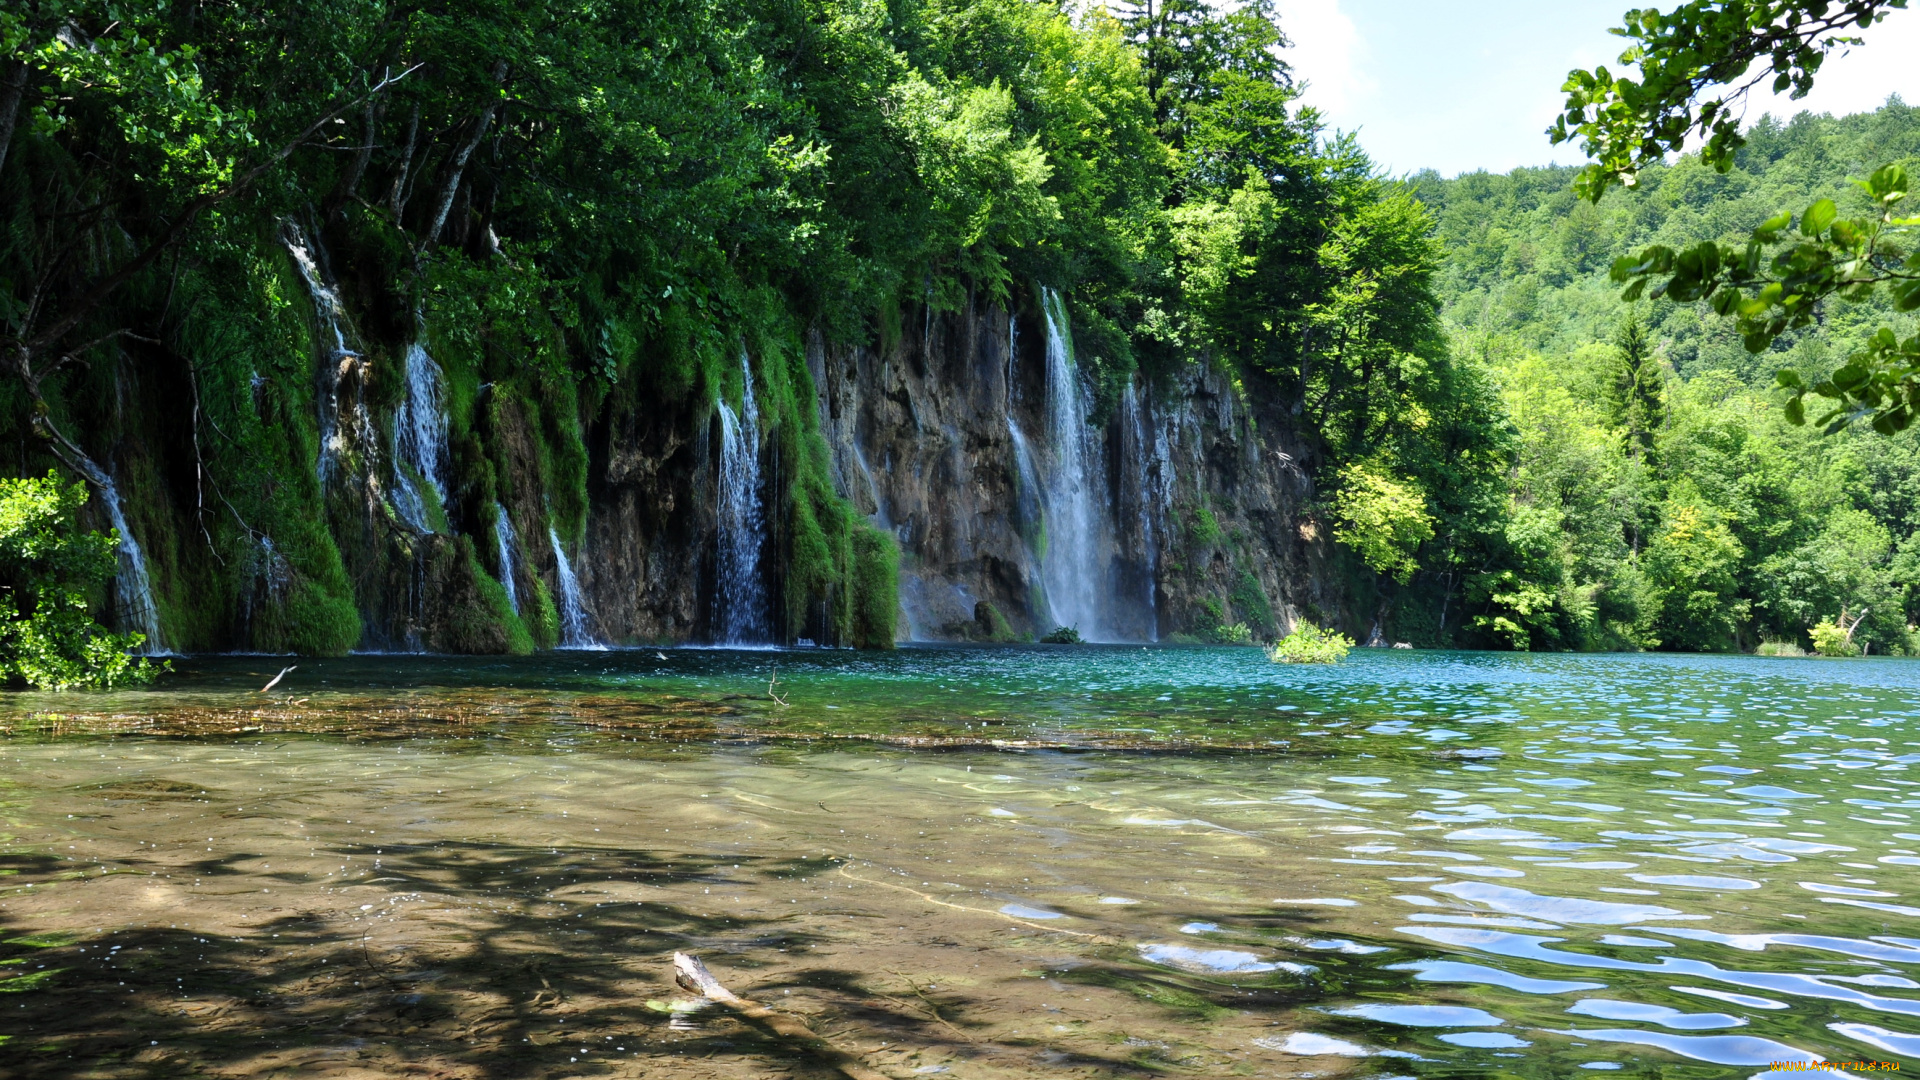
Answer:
[2,647,1917,1076]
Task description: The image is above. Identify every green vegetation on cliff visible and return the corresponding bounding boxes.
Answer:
[0,0,1491,657]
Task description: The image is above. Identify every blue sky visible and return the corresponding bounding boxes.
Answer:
[1271,0,1920,177]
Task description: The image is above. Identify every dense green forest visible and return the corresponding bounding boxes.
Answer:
[3,0,1918,678]
[1410,100,1920,654]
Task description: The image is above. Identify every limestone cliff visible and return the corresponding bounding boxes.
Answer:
[60,241,1342,651]
[812,291,1336,644]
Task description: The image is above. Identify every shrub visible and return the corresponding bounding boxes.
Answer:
[1267,623,1353,664]
[1809,618,1860,658]
[1042,625,1083,644]
[0,473,162,690]
[1217,622,1255,645]
[1756,639,1806,657]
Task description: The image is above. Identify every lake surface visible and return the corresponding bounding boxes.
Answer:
[1,647,1917,1077]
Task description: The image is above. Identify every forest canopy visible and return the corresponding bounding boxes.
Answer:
[1420,100,1920,654]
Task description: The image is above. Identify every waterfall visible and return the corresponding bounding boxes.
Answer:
[1035,288,1123,641]
[850,439,893,532]
[495,512,520,614]
[713,352,770,644]
[1006,311,1017,411]
[281,223,357,486]
[1122,381,1161,641]
[1007,418,1044,551]
[548,526,602,649]
[97,474,165,654]
[392,341,449,532]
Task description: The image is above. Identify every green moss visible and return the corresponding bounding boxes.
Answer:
[1186,504,1224,550]
[1229,565,1277,638]
[526,576,560,650]
[536,379,590,545]
[270,578,363,656]
[850,525,899,648]
[428,539,532,655]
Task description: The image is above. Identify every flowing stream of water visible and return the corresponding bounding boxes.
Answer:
[713,353,769,644]
[97,473,165,654]
[548,525,600,649]
[1035,288,1116,640]
[1122,381,1161,641]
[281,223,359,486]
[494,512,520,614]
[4,649,1918,1077]
[392,341,449,532]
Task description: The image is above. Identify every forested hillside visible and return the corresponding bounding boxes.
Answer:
[1409,100,1920,654]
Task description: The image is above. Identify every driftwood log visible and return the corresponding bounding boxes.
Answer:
[672,952,892,1080]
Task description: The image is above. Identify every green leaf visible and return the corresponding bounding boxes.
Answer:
[1892,279,1920,312]
[1801,198,1837,237]
[1784,394,1806,425]
[1775,369,1805,390]
[1869,163,1909,201]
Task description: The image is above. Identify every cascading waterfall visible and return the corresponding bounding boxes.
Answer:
[713,353,770,644]
[1035,288,1123,640]
[98,474,165,654]
[850,439,893,532]
[1122,382,1161,641]
[494,513,521,614]
[1007,414,1047,581]
[281,223,357,485]
[548,526,602,649]
[1006,312,1017,411]
[392,341,450,532]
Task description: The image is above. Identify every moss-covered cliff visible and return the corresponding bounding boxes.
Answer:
[2,0,1503,656]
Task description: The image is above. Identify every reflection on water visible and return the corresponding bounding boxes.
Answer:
[0,647,1917,1076]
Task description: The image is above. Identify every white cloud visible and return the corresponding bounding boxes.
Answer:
[1273,0,1373,123]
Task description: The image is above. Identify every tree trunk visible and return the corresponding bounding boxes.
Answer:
[328,92,386,218]
[387,104,420,223]
[423,61,508,248]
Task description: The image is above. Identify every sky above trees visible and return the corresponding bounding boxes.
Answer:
[1272,0,1920,176]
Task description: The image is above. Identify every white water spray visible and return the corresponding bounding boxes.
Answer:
[1122,381,1161,640]
[549,526,602,649]
[713,352,770,643]
[393,341,449,531]
[495,512,520,614]
[1035,288,1123,640]
[281,223,358,485]
[98,474,165,654]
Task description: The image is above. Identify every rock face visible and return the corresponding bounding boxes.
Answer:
[88,240,1341,651]
[811,291,1336,644]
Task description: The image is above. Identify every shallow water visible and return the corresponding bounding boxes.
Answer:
[2,647,1917,1077]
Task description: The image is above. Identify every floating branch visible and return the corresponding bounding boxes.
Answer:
[671,951,891,1080]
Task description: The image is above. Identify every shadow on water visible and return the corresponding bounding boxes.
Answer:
[0,838,929,1078]
[0,816,1263,1078]
[6,648,1920,1075]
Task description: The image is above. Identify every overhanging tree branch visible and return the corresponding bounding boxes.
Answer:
[8,63,422,370]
